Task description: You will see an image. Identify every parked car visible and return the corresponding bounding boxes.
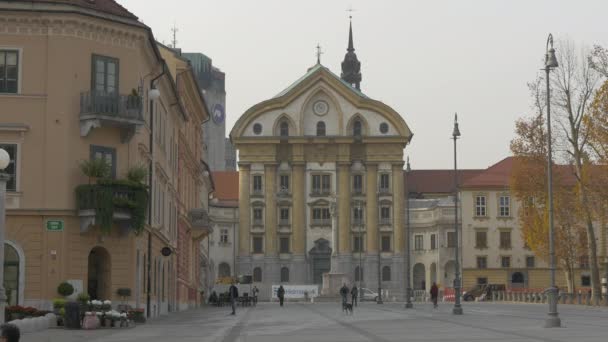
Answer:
[360,287,378,301]
[463,284,506,301]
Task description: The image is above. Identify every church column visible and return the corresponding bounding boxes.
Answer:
[265,164,277,255]
[292,163,306,254]
[393,163,405,254]
[366,163,378,253]
[238,164,251,256]
[338,163,351,254]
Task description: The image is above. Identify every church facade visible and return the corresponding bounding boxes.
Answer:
[230,22,412,299]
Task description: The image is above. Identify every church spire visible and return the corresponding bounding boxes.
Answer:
[341,17,362,90]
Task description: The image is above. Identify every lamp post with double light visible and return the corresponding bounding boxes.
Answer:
[0,148,11,323]
[452,114,463,315]
[544,33,561,328]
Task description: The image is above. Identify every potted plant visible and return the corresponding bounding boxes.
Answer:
[57,282,75,298]
[79,159,111,184]
[126,165,147,184]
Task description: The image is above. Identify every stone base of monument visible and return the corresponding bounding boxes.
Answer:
[321,272,350,296]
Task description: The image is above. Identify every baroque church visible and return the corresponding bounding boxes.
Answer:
[230,20,413,300]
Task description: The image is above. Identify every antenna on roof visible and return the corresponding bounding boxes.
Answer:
[171,23,178,48]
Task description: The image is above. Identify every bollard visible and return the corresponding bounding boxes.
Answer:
[577,291,582,305]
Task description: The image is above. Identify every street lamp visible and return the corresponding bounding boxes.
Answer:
[452,113,463,315]
[405,157,413,308]
[0,148,11,323]
[405,157,414,309]
[355,200,363,289]
[544,33,561,328]
[377,210,383,304]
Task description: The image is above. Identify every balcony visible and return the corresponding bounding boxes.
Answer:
[189,208,212,240]
[311,219,331,226]
[277,188,291,198]
[352,218,365,226]
[310,189,331,197]
[251,189,264,197]
[379,218,392,226]
[252,218,264,226]
[378,187,391,196]
[79,91,144,142]
[76,181,148,235]
[278,219,291,227]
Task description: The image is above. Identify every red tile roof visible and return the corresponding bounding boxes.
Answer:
[406,169,483,195]
[12,0,138,20]
[212,171,239,201]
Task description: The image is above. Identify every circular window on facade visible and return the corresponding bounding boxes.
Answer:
[379,122,389,134]
[253,123,262,135]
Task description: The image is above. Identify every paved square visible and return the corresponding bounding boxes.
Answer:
[22,302,608,342]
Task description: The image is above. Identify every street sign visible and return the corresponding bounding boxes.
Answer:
[46,220,64,232]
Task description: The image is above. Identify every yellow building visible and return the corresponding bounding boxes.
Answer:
[0,0,208,317]
[230,21,412,300]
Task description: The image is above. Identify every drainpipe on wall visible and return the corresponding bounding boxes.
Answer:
[147,63,166,318]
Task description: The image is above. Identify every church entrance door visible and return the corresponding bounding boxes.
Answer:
[309,238,331,285]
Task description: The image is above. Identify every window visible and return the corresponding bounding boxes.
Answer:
[354,266,363,281]
[447,232,456,248]
[353,174,363,194]
[382,266,391,281]
[430,234,436,250]
[218,263,231,277]
[90,145,116,178]
[499,231,511,249]
[380,207,390,221]
[0,50,19,93]
[92,55,118,94]
[579,255,590,269]
[311,174,331,194]
[252,237,263,253]
[526,256,535,268]
[279,208,290,224]
[220,229,229,244]
[379,122,389,134]
[414,235,423,251]
[581,275,591,286]
[312,208,331,224]
[279,174,289,192]
[280,267,289,282]
[253,267,262,282]
[253,208,263,224]
[280,121,289,137]
[499,195,510,217]
[476,256,487,269]
[353,120,362,136]
[353,236,363,253]
[477,277,488,285]
[0,144,17,191]
[475,195,487,216]
[379,174,390,193]
[475,231,487,249]
[501,256,511,268]
[353,206,364,224]
[279,237,290,254]
[381,236,391,252]
[253,175,263,193]
[253,123,262,135]
[316,121,326,136]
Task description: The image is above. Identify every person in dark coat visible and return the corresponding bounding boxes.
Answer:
[229,282,239,315]
[351,285,359,307]
[339,284,349,306]
[430,282,439,308]
[0,323,20,342]
[277,285,286,306]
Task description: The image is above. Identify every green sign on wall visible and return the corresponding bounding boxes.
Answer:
[46,220,64,232]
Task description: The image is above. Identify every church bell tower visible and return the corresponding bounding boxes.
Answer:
[341,18,362,90]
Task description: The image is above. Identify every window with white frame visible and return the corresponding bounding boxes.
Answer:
[253,208,263,224]
[252,175,263,194]
[0,50,19,93]
[414,235,423,250]
[475,195,487,216]
[279,174,290,192]
[379,173,390,193]
[352,174,363,194]
[380,206,390,223]
[312,207,330,225]
[220,229,229,244]
[499,195,510,217]
[311,174,331,194]
[0,144,17,191]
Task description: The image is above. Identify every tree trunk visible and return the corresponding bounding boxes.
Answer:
[577,171,601,299]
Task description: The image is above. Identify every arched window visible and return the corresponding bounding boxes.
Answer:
[382,266,391,281]
[316,121,326,136]
[218,263,231,278]
[4,243,20,306]
[280,267,290,282]
[511,272,524,284]
[354,266,363,282]
[253,267,262,282]
[280,121,289,137]
[353,119,362,136]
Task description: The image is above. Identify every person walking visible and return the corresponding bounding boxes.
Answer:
[430,282,439,309]
[229,282,239,315]
[340,283,349,306]
[351,285,359,307]
[252,285,259,306]
[278,285,286,307]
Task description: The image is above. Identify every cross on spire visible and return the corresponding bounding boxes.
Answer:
[347,5,356,19]
[316,43,323,64]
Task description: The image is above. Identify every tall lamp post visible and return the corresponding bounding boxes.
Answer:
[377,224,383,304]
[452,113,463,315]
[405,157,413,308]
[356,200,363,289]
[0,148,11,323]
[544,33,561,328]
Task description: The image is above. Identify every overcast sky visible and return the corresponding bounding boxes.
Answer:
[120,0,608,170]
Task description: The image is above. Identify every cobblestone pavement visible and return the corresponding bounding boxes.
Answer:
[21,302,608,342]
